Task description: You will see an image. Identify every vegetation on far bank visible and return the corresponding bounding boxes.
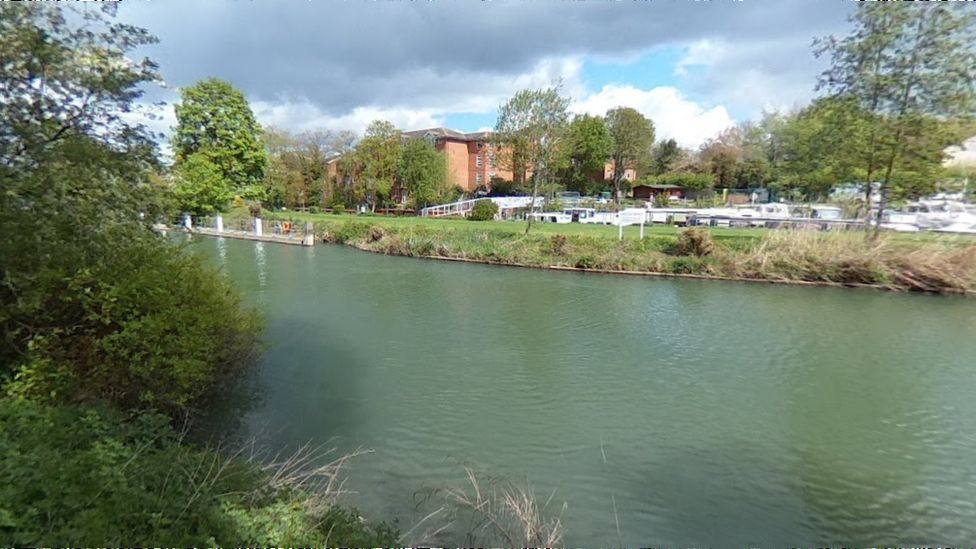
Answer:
[313,216,976,293]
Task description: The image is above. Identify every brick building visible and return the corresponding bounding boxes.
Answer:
[401,127,515,192]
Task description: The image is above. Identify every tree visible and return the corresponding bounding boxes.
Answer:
[698,127,743,188]
[262,128,331,210]
[0,4,160,174]
[173,152,233,215]
[400,138,448,209]
[560,114,613,195]
[172,78,268,201]
[651,139,682,175]
[493,87,570,233]
[355,120,402,211]
[606,107,655,206]
[0,3,260,412]
[815,2,976,233]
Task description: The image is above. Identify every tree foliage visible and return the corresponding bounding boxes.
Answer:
[354,120,402,211]
[400,138,448,209]
[606,107,655,204]
[815,2,976,223]
[560,114,613,195]
[172,78,268,203]
[651,138,682,175]
[493,87,570,232]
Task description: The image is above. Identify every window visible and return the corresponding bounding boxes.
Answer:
[476,173,484,185]
[489,153,497,167]
[476,155,483,168]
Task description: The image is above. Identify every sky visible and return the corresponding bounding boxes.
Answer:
[112,0,857,150]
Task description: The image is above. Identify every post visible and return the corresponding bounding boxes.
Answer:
[619,221,623,241]
[640,221,645,240]
[254,217,262,237]
[215,214,223,233]
[183,213,192,230]
[303,221,314,246]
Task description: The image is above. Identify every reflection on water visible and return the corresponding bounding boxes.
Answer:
[186,236,976,547]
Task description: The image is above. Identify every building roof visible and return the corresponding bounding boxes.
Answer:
[633,184,684,190]
[402,127,493,142]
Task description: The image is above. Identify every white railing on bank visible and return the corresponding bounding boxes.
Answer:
[420,196,544,217]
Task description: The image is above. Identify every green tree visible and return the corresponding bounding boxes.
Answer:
[651,138,682,175]
[561,114,613,195]
[173,152,233,215]
[698,127,743,189]
[606,107,655,206]
[816,2,976,231]
[400,138,448,209]
[0,4,160,174]
[355,120,402,211]
[494,87,570,233]
[172,78,268,202]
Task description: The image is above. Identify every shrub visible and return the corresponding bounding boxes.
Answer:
[368,225,385,243]
[469,200,499,221]
[575,254,596,269]
[248,202,263,218]
[0,398,399,547]
[332,204,345,214]
[666,256,709,274]
[674,228,715,257]
[550,234,568,255]
[309,206,320,214]
[5,234,261,416]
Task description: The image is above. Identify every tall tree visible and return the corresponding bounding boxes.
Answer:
[172,78,268,203]
[400,138,448,209]
[605,107,654,206]
[561,114,613,195]
[651,138,682,176]
[816,2,976,232]
[494,87,570,233]
[355,120,402,211]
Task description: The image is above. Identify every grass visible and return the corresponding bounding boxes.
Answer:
[298,213,976,294]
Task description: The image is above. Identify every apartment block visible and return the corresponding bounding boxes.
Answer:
[402,127,513,192]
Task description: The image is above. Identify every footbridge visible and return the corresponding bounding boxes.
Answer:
[420,196,543,218]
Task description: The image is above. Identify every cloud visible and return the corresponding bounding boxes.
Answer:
[571,85,734,148]
[251,100,443,135]
[118,0,852,118]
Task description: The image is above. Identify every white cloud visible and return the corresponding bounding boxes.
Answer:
[251,100,443,135]
[571,84,733,148]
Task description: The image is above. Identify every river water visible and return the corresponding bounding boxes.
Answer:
[188,235,976,546]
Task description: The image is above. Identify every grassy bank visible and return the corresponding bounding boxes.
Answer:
[309,216,976,293]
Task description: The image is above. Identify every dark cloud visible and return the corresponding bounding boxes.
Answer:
[119,0,855,114]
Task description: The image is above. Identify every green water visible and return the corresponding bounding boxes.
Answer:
[190,235,976,546]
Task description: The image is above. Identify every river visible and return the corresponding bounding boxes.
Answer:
[188,235,976,546]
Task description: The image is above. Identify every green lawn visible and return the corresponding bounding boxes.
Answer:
[267,210,771,240]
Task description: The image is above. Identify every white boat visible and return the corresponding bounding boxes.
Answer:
[528,211,572,224]
[934,220,976,235]
[904,200,976,230]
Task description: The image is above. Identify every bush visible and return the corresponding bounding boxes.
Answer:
[674,228,715,257]
[575,254,596,269]
[368,225,385,242]
[248,202,263,218]
[5,234,261,416]
[469,200,499,221]
[331,203,345,214]
[0,398,398,547]
[550,234,568,255]
[309,206,320,214]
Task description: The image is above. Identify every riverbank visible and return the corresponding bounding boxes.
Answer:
[310,216,976,294]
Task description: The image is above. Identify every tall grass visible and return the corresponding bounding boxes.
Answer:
[732,230,976,292]
[318,218,976,294]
